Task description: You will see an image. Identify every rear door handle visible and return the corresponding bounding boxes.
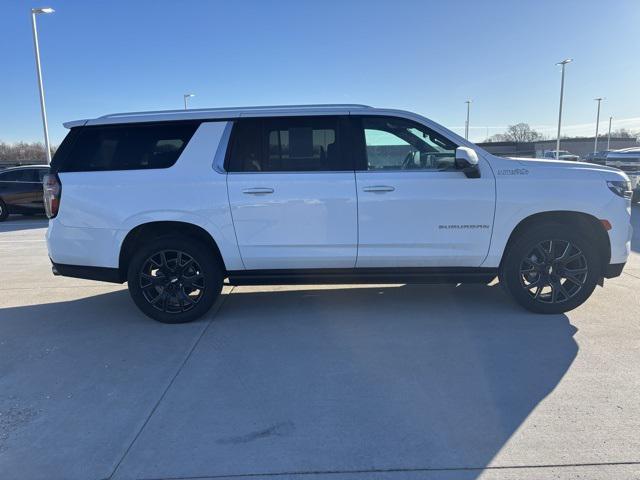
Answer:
[362,185,395,193]
[242,187,274,195]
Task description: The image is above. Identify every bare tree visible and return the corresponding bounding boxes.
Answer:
[606,128,638,140]
[484,123,545,143]
[0,141,56,166]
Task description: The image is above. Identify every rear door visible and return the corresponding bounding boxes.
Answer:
[353,115,495,267]
[226,116,358,270]
[27,168,48,209]
[0,168,43,211]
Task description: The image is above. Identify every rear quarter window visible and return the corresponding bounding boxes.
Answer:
[52,122,199,173]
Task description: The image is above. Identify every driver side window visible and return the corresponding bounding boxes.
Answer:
[362,116,457,171]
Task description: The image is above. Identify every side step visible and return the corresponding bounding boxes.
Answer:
[227,268,498,286]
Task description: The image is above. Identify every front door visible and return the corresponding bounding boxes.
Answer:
[353,116,496,268]
[226,116,358,270]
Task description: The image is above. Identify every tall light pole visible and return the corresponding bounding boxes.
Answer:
[31,7,55,164]
[593,97,603,153]
[464,100,472,140]
[183,93,195,110]
[607,116,612,151]
[555,59,572,159]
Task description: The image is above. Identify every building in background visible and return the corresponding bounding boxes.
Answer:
[478,137,638,159]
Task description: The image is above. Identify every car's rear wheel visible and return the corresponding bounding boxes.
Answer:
[127,236,223,323]
[0,199,8,222]
[499,224,601,314]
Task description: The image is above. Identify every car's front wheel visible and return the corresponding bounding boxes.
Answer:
[499,224,601,314]
[0,199,8,222]
[127,236,223,323]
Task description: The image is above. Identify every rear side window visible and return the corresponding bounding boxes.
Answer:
[227,116,350,172]
[0,169,37,182]
[53,122,199,172]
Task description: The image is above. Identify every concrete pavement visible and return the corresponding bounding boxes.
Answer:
[0,210,639,480]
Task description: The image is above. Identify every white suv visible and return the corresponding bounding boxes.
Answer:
[44,104,633,323]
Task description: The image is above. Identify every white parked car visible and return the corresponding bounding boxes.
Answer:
[543,150,580,161]
[603,148,640,202]
[44,105,633,323]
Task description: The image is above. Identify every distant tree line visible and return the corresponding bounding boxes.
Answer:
[596,128,638,139]
[483,124,639,143]
[0,141,56,166]
[484,123,546,143]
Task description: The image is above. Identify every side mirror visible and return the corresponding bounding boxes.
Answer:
[455,147,480,178]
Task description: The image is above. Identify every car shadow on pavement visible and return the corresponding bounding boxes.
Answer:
[0,216,48,233]
[0,287,218,480]
[0,284,579,479]
[108,283,580,479]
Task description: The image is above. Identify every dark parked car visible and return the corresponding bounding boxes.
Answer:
[583,151,609,166]
[0,165,49,221]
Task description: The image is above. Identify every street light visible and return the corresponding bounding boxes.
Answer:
[555,59,572,159]
[607,116,613,151]
[31,7,55,164]
[464,100,472,140]
[593,97,604,153]
[183,93,195,110]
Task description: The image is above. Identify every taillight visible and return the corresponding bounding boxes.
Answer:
[43,173,61,218]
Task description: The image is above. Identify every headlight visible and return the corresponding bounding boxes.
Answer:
[607,180,633,199]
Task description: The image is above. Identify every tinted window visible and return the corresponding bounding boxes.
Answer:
[227,120,261,172]
[228,117,348,172]
[0,169,37,182]
[55,123,199,172]
[359,116,457,171]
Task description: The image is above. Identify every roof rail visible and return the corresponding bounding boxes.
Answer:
[99,104,372,120]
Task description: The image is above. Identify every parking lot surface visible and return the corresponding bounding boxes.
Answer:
[0,210,639,480]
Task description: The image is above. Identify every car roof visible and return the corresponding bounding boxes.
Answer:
[611,147,640,153]
[63,104,375,128]
[61,104,475,151]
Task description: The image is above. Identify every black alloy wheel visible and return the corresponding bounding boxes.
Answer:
[139,250,206,314]
[0,199,8,222]
[127,236,223,323]
[500,224,600,314]
[519,240,588,304]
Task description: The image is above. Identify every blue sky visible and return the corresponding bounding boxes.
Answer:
[2,0,639,144]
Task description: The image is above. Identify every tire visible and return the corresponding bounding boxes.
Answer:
[499,223,601,314]
[0,199,8,222]
[633,191,639,204]
[127,235,223,323]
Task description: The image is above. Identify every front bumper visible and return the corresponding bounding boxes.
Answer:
[604,262,626,279]
[628,174,640,191]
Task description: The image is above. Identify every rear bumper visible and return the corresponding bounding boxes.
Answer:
[604,262,626,279]
[46,219,121,268]
[51,261,123,284]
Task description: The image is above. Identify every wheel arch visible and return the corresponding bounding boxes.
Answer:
[499,211,611,274]
[118,221,227,279]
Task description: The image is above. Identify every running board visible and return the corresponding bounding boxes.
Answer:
[227,268,497,286]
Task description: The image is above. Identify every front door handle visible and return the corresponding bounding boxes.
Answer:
[362,185,395,193]
[242,187,274,195]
